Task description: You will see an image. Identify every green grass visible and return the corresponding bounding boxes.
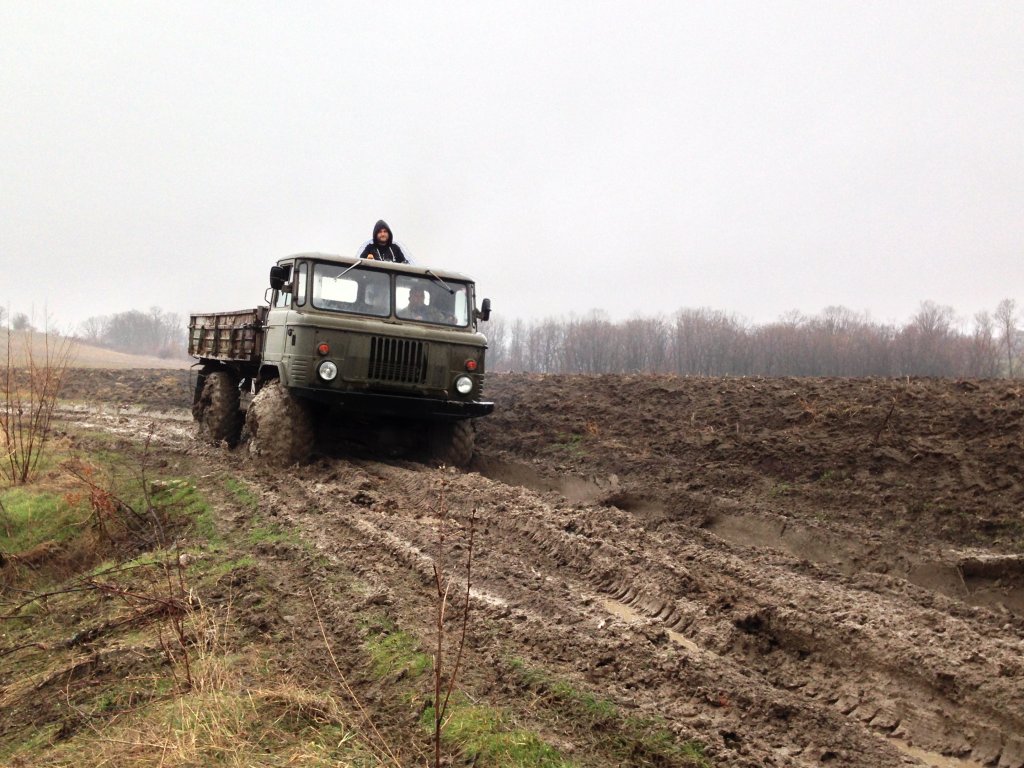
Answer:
[223,476,259,512]
[365,627,432,681]
[507,658,713,768]
[15,664,383,768]
[0,423,391,768]
[553,433,586,456]
[423,702,572,768]
[144,477,217,542]
[0,487,83,553]
[0,724,60,765]
[247,521,297,547]
[202,554,257,577]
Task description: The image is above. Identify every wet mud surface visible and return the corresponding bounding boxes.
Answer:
[57,371,1024,767]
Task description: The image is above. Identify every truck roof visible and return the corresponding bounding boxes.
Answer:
[281,252,478,284]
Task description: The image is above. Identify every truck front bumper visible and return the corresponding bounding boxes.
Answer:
[293,387,494,420]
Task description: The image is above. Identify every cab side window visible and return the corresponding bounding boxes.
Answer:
[273,264,293,308]
[294,262,308,306]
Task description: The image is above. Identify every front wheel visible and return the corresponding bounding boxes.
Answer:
[245,381,314,466]
[428,419,475,468]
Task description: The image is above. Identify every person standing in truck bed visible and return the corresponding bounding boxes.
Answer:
[358,220,410,263]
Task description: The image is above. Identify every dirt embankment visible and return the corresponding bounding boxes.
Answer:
[51,371,1024,767]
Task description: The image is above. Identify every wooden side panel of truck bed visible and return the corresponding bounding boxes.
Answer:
[188,308,267,362]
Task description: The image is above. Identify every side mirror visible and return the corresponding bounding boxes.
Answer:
[269,265,289,291]
[474,298,492,322]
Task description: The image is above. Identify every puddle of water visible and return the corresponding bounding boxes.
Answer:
[475,458,608,503]
[705,512,858,574]
[888,738,983,768]
[599,597,702,654]
[707,512,1023,616]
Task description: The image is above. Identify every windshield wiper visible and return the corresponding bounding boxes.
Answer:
[336,259,369,280]
[424,269,455,294]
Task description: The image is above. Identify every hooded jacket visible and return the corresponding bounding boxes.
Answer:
[358,220,409,263]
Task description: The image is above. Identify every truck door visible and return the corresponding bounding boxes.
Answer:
[262,261,293,379]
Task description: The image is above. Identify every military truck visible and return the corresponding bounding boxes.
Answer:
[188,252,493,466]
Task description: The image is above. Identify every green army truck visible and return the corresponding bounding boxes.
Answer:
[188,252,493,466]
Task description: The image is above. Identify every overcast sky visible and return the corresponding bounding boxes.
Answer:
[2,1,1022,332]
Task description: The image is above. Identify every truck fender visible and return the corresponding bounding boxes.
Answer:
[257,363,286,391]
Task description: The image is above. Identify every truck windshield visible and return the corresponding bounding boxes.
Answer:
[395,275,470,327]
[311,263,390,317]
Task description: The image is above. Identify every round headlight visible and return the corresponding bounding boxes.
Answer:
[318,361,338,381]
[454,375,473,395]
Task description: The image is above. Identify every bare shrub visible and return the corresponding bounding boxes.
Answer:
[1,323,75,485]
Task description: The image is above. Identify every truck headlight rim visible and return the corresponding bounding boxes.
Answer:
[454,375,473,395]
[318,360,338,381]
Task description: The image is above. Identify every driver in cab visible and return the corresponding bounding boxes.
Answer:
[404,287,443,322]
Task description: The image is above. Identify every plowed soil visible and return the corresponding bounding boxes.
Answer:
[57,370,1024,767]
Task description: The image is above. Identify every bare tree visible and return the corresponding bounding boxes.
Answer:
[79,315,108,345]
[506,318,527,372]
[478,316,507,371]
[969,311,1001,378]
[899,301,958,376]
[994,299,1018,378]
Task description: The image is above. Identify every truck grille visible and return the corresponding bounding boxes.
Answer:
[368,337,427,384]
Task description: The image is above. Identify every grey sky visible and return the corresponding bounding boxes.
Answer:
[2,1,1022,331]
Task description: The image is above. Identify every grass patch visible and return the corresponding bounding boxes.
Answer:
[365,626,432,681]
[5,650,383,768]
[148,477,213,532]
[0,487,80,553]
[0,423,396,768]
[553,433,586,456]
[507,659,712,768]
[201,554,257,578]
[247,521,297,547]
[223,476,259,512]
[422,701,572,768]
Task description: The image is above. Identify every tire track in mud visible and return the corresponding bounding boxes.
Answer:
[296,458,1022,768]
[476,456,1024,767]
[278,458,968,768]
[65,404,1024,767]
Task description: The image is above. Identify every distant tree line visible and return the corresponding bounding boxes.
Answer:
[481,298,1023,378]
[77,307,186,359]
[0,309,35,332]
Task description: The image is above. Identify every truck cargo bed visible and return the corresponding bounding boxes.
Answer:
[188,308,267,362]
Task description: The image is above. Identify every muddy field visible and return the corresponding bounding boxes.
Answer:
[57,370,1024,766]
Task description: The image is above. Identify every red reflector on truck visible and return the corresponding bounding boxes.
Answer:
[465,359,478,371]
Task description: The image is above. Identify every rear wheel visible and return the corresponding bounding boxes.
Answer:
[246,381,314,466]
[428,419,475,468]
[193,371,241,446]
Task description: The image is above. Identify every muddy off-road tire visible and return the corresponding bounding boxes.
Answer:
[428,419,475,468]
[246,381,314,466]
[193,371,242,446]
